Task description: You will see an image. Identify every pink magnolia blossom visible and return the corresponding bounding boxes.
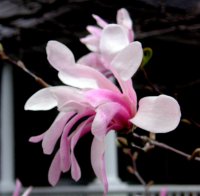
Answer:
[13,179,32,196]
[25,40,181,195]
[79,8,134,78]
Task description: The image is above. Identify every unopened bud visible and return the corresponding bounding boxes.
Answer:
[127,166,135,174]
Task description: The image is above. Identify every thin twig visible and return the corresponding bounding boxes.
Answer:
[1,52,49,88]
[133,133,200,161]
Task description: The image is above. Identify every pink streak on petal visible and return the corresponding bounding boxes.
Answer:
[111,41,143,81]
[100,24,129,61]
[46,40,75,72]
[85,89,132,115]
[42,112,75,155]
[70,117,93,181]
[91,137,108,195]
[92,14,108,28]
[92,102,130,140]
[48,150,62,186]
[130,95,181,133]
[29,133,45,143]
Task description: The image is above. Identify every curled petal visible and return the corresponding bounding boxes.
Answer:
[130,95,181,133]
[46,40,75,72]
[111,42,143,81]
[100,24,129,61]
[48,150,62,186]
[91,137,108,195]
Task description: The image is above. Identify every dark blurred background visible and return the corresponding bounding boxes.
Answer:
[0,0,200,187]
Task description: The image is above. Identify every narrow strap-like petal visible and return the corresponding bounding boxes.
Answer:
[130,95,181,133]
[92,14,108,28]
[91,137,108,195]
[29,132,45,143]
[60,110,94,172]
[48,150,62,186]
[42,112,75,155]
[70,117,93,181]
[12,179,22,196]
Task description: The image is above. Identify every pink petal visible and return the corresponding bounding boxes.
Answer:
[92,102,130,140]
[130,95,181,133]
[86,25,102,36]
[111,42,143,81]
[91,137,108,194]
[60,110,94,172]
[42,112,75,155]
[70,117,93,181]
[48,150,62,186]
[85,89,132,115]
[13,179,22,196]
[29,133,45,143]
[92,14,108,28]
[99,24,129,61]
[80,35,99,52]
[77,52,106,73]
[58,64,119,92]
[46,40,75,72]
[117,8,132,30]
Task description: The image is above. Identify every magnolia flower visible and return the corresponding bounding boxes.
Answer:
[79,8,134,78]
[25,40,181,195]
[13,179,32,196]
[80,8,134,52]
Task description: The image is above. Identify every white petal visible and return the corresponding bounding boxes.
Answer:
[111,41,143,81]
[24,88,57,110]
[25,86,84,111]
[46,40,75,72]
[117,8,132,30]
[130,95,181,133]
[99,24,129,61]
[58,64,119,92]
